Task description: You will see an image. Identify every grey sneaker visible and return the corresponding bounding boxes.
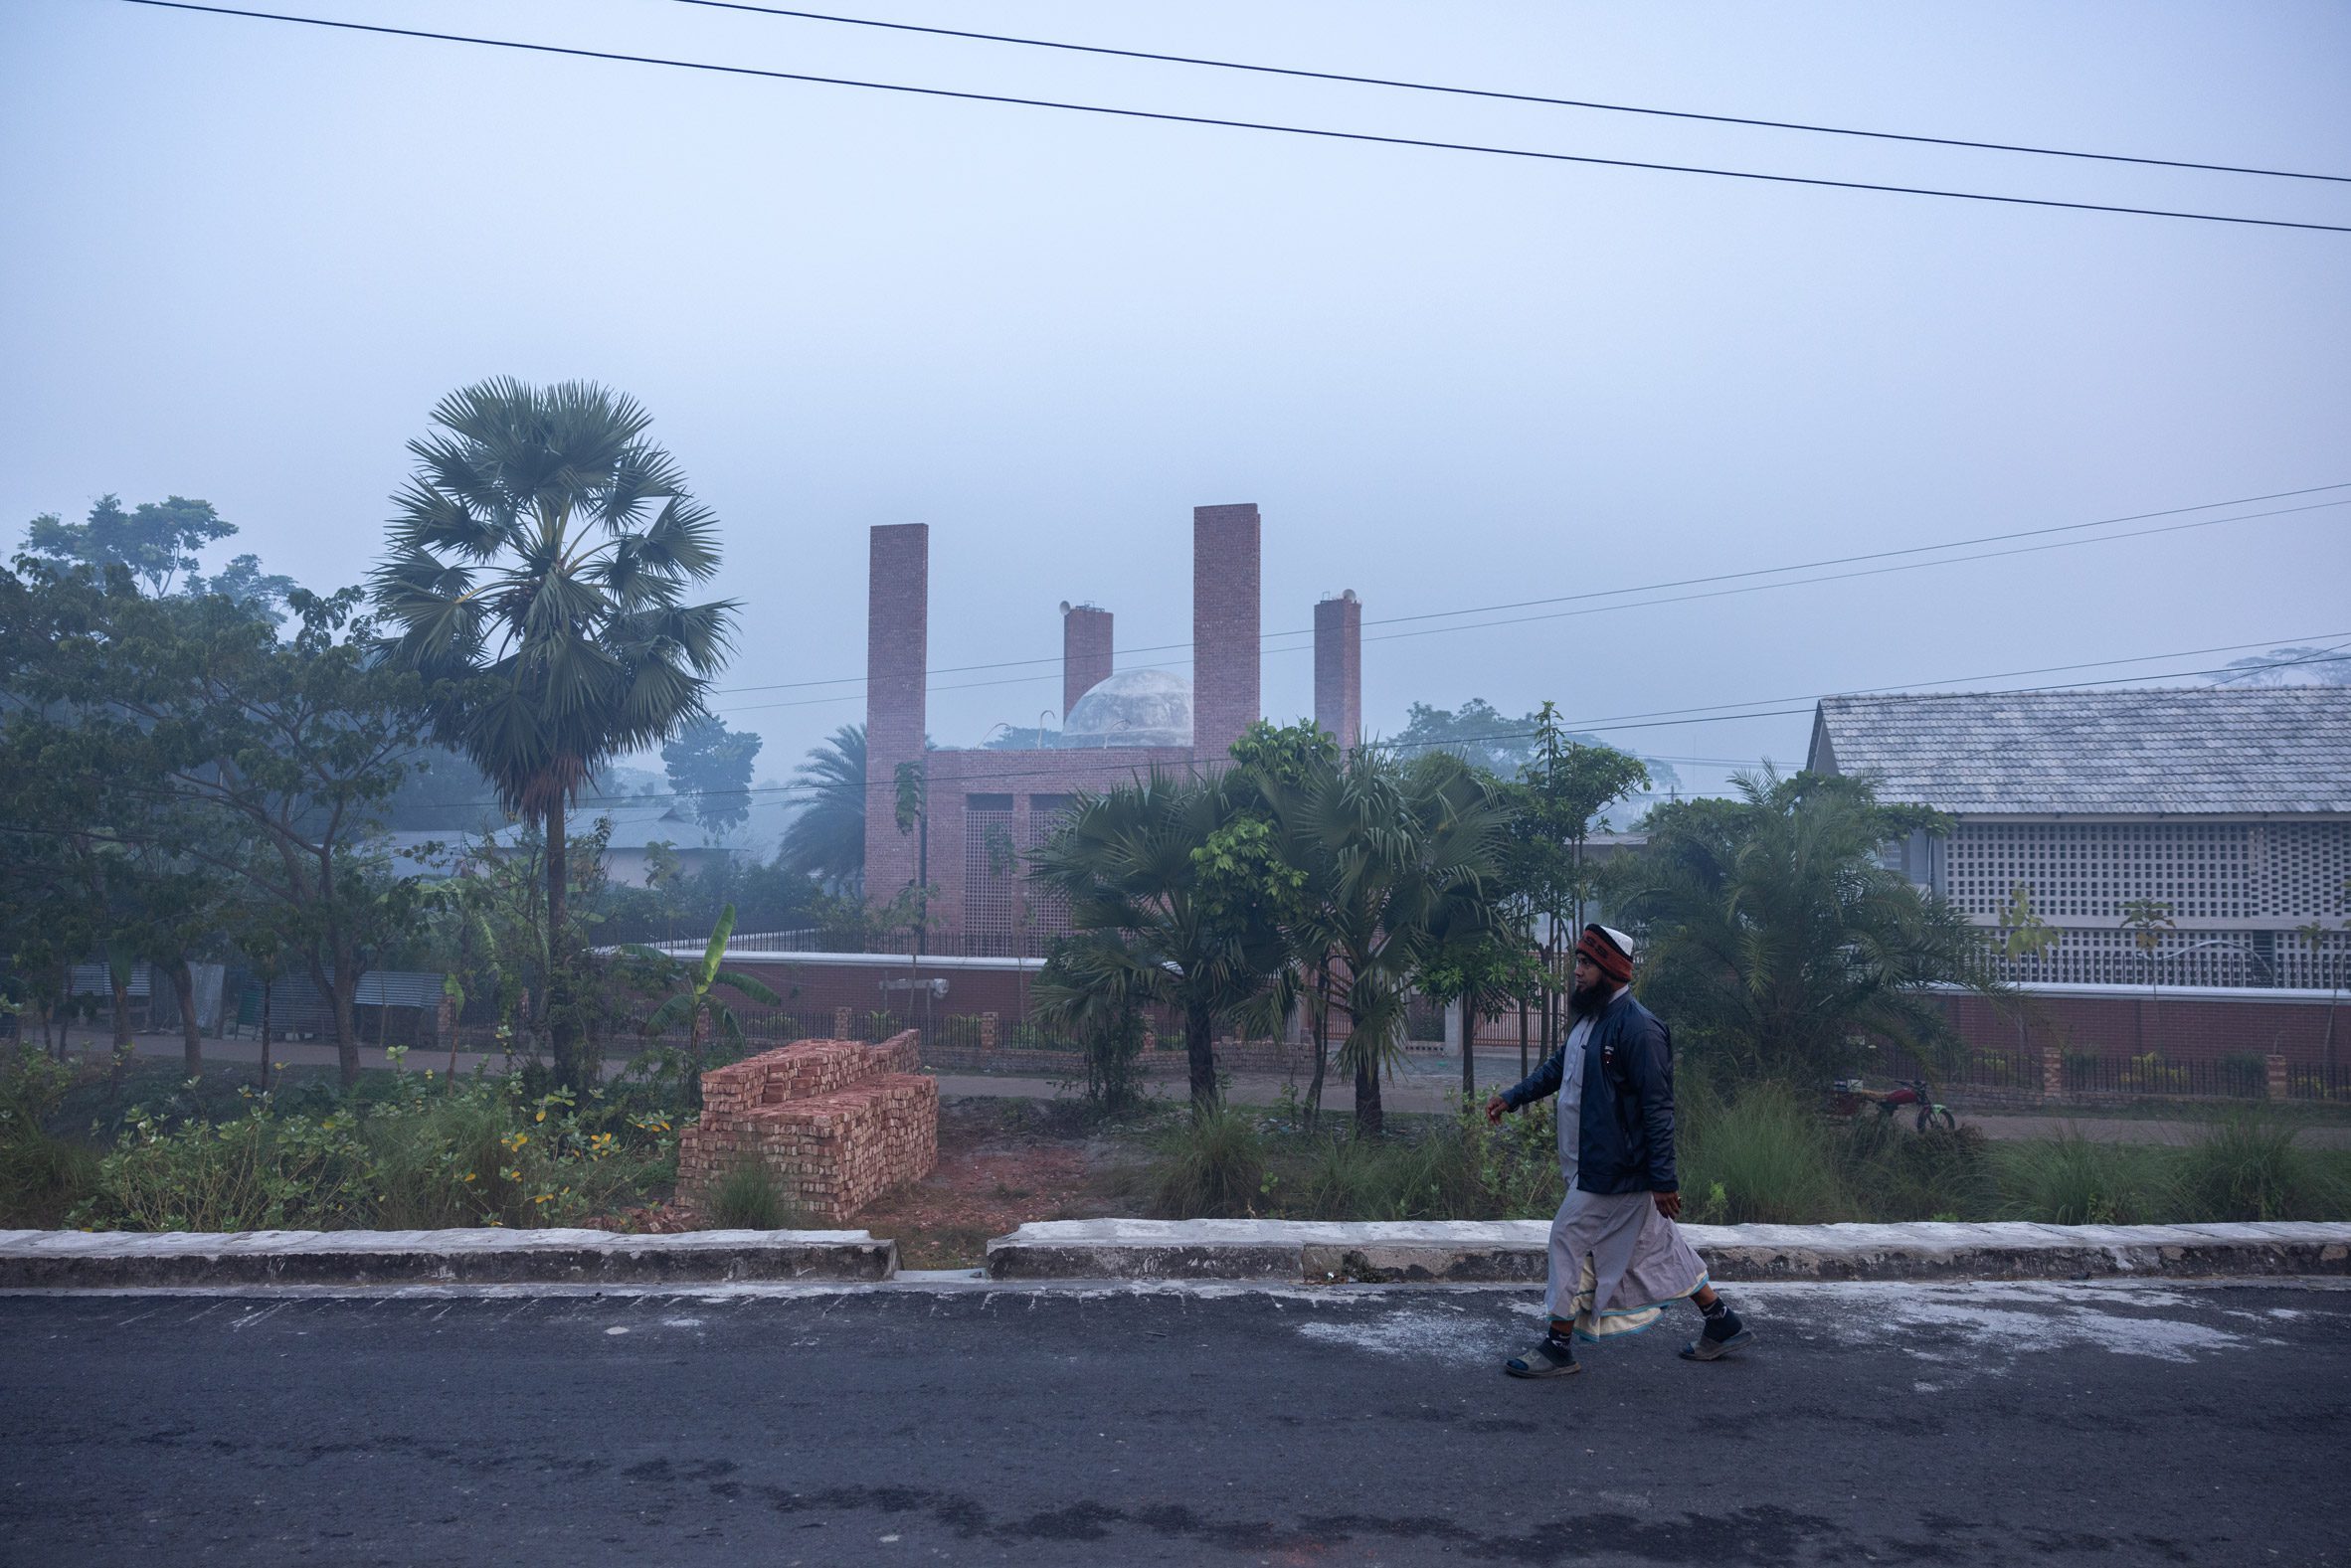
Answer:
[1678,1310,1755,1362]
[1505,1335,1582,1379]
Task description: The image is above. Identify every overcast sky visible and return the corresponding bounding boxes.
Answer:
[6,0,2348,796]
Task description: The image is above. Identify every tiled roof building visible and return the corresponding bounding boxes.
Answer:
[1808,688,2351,988]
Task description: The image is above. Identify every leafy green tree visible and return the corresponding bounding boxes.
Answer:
[370,379,740,1091]
[1242,742,1506,1136]
[1606,769,1991,1083]
[2119,898,2177,993]
[1417,922,1546,1100]
[622,904,784,1100]
[1028,770,1293,1110]
[1494,705,1650,1082]
[662,714,763,839]
[184,553,300,627]
[778,723,866,892]
[23,493,235,597]
[2,556,430,1085]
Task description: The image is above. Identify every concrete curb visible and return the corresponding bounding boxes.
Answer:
[985,1219,2351,1284]
[0,1228,897,1289]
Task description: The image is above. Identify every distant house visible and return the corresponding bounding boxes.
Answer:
[378,800,760,888]
[1808,687,2351,989]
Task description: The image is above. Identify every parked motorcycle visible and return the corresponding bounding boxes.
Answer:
[1827,1077,1957,1132]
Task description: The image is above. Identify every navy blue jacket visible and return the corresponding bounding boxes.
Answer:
[1500,990,1679,1195]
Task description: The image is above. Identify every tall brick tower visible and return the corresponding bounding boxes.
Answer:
[1191,502,1261,760]
[1060,602,1113,720]
[864,523,928,900]
[1314,589,1362,751]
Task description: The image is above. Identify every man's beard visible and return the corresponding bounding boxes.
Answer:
[1567,974,1614,1020]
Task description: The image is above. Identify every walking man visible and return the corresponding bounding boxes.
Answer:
[1485,924,1755,1377]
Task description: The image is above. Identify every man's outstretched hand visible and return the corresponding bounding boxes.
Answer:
[1653,1191,1683,1220]
[1484,1094,1509,1126]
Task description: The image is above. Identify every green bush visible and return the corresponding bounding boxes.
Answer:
[1681,1082,1847,1223]
[1150,1103,1269,1218]
[0,1049,102,1227]
[65,1065,676,1233]
[1830,1117,1996,1222]
[1995,1130,2173,1224]
[2177,1113,2344,1221]
[703,1160,794,1229]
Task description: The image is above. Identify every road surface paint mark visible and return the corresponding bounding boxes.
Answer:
[228,1304,284,1330]
[605,1326,630,1335]
[662,1317,704,1329]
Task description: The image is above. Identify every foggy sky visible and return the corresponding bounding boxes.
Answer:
[5,0,2348,798]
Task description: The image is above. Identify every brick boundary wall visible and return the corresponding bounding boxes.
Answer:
[917,1034,1315,1078]
[676,1031,938,1222]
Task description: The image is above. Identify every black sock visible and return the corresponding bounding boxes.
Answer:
[1699,1296,1728,1321]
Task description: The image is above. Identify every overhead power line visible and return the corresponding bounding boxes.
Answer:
[707,495,2351,716]
[706,483,2351,698]
[662,0,2351,186]
[118,2,2351,235]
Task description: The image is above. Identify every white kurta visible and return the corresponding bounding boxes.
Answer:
[1542,996,1709,1338]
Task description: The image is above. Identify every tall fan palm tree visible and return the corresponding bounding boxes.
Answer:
[371,379,738,1089]
[778,723,866,892]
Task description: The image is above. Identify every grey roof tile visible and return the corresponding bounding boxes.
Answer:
[1807,687,2351,814]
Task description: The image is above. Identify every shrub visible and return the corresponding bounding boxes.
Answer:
[0,1049,101,1227]
[1996,1130,2172,1224]
[703,1160,795,1229]
[1831,1117,1994,1222]
[1151,1103,1268,1218]
[1680,1082,1846,1224]
[2177,1113,2344,1221]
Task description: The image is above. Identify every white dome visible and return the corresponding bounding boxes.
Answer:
[1062,669,1192,749]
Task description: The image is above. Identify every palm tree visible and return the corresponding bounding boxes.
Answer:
[778,723,866,892]
[1607,768,1992,1083]
[1252,748,1506,1137]
[371,379,737,1089]
[623,903,783,1103]
[1027,769,1290,1110]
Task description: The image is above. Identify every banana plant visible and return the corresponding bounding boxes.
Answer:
[624,903,782,1100]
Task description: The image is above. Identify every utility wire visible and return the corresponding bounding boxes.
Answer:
[707,498,2350,716]
[707,483,2351,697]
[661,0,2351,186]
[117,2,2351,235]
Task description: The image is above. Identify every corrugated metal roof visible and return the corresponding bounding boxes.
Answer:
[1808,686,2351,815]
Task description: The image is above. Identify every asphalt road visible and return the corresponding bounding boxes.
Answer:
[3,1279,2345,1566]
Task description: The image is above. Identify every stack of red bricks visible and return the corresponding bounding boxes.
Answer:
[677,1031,937,1223]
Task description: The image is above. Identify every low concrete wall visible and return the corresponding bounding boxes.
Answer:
[0,1227,898,1289]
[985,1218,2351,1285]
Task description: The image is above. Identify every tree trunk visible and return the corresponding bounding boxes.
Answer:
[313,950,361,1089]
[1354,1045,1384,1140]
[170,958,202,1079]
[259,980,272,1092]
[107,972,132,1096]
[1305,970,1330,1130]
[687,1006,705,1110]
[1460,1005,1476,1100]
[1183,999,1217,1111]
[545,800,579,1090]
[1519,993,1529,1078]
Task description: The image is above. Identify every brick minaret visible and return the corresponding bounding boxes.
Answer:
[1061,602,1113,720]
[1315,589,1362,751]
[864,523,928,900]
[1191,502,1260,761]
